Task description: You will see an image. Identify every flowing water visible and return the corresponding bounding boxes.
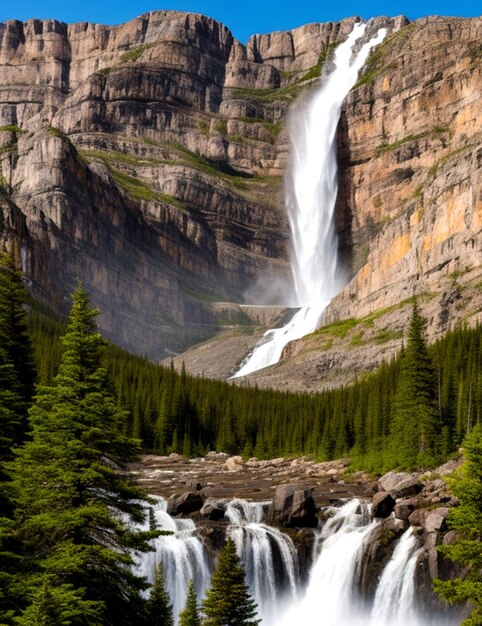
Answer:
[225,500,299,626]
[134,496,457,625]
[133,496,211,622]
[231,23,387,378]
[370,527,422,626]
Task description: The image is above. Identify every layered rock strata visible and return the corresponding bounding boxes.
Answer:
[0,11,480,374]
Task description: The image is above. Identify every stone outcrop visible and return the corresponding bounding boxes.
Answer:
[371,491,395,518]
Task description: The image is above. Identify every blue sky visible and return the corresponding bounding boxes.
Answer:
[0,1,480,43]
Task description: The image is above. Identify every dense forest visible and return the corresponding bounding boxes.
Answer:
[31,287,482,472]
[0,255,481,623]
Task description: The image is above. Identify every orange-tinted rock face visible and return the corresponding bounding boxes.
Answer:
[0,11,480,363]
[331,16,482,338]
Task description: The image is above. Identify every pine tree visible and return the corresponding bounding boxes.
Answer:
[0,254,36,624]
[202,538,260,626]
[390,301,439,468]
[11,284,152,624]
[434,424,482,625]
[144,564,174,626]
[178,581,201,626]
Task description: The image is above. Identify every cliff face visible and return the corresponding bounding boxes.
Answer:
[0,11,480,368]
[331,16,482,329]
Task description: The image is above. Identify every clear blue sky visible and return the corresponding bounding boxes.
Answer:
[0,1,480,43]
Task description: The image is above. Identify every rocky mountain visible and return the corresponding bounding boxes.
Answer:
[0,11,480,380]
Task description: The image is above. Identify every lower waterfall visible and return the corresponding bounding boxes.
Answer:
[225,500,299,626]
[133,496,211,622]
[134,497,461,626]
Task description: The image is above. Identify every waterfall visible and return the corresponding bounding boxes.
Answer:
[134,496,460,626]
[279,499,379,625]
[231,23,387,378]
[225,500,300,626]
[370,528,422,626]
[133,496,211,624]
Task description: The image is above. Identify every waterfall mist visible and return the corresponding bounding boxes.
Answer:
[231,23,387,378]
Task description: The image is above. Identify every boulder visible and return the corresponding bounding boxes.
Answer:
[225,455,244,471]
[424,507,450,533]
[356,517,406,601]
[200,500,226,521]
[372,491,395,518]
[377,471,411,492]
[391,477,423,500]
[393,501,416,521]
[408,508,428,528]
[267,484,317,528]
[206,451,229,460]
[167,491,205,516]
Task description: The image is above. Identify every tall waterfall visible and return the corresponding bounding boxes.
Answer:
[232,23,387,379]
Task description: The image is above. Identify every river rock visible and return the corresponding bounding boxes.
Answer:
[167,491,205,516]
[267,484,317,528]
[356,516,406,601]
[225,455,244,471]
[408,508,428,528]
[200,500,226,521]
[372,491,395,518]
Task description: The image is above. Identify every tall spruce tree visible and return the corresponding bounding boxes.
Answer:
[434,424,482,625]
[390,301,439,468]
[178,581,201,626]
[0,254,36,623]
[202,538,260,626]
[11,284,153,624]
[144,564,174,626]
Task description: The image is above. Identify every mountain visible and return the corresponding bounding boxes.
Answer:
[0,12,480,381]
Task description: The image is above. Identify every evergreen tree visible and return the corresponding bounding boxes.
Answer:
[202,538,260,626]
[144,564,174,626]
[0,254,36,432]
[434,424,482,625]
[11,284,153,624]
[0,254,36,623]
[390,302,439,468]
[178,581,201,626]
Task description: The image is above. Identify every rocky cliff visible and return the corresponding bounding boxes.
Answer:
[0,11,480,372]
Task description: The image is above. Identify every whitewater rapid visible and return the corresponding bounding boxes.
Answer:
[232,23,387,378]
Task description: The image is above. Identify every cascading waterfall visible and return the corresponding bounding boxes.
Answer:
[133,496,211,624]
[370,528,422,626]
[279,499,379,625]
[225,500,299,626]
[231,23,387,378]
[134,496,460,625]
